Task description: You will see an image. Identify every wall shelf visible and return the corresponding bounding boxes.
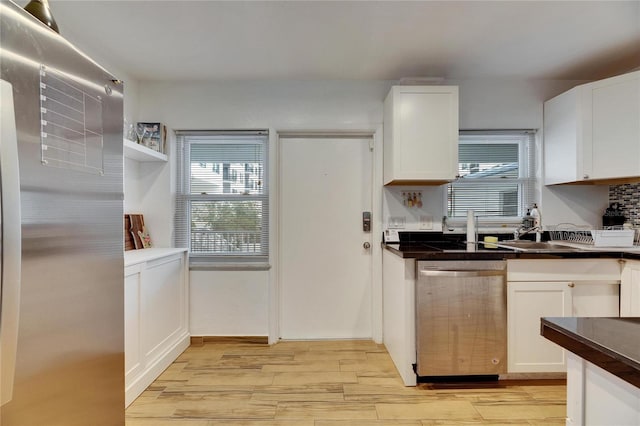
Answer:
[124,139,168,162]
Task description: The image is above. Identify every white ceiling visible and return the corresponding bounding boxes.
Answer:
[17,0,640,82]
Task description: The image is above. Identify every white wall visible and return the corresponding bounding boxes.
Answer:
[134,78,610,337]
[67,36,145,214]
[68,37,150,228]
[136,80,390,337]
[123,79,145,214]
[190,271,269,336]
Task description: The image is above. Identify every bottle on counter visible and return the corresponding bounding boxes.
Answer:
[530,203,542,242]
[530,204,541,228]
[523,208,533,228]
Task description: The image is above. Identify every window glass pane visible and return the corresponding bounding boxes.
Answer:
[447,131,535,219]
[458,143,519,179]
[448,182,520,217]
[190,199,265,256]
[190,143,264,195]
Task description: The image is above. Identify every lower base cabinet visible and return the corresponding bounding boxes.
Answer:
[124,248,189,407]
[508,281,572,373]
[507,259,620,373]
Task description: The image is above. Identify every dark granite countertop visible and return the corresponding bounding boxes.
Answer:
[383,242,640,261]
[541,317,640,388]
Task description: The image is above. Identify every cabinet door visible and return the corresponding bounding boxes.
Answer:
[572,281,620,317]
[543,87,582,185]
[589,71,640,180]
[384,86,458,184]
[543,71,640,184]
[621,260,640,317]
[508,281,572,373]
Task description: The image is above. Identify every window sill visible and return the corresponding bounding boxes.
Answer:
[189,262,271,271]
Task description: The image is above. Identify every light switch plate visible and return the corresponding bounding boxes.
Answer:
[419,215,433,230]
[388,216,406,229]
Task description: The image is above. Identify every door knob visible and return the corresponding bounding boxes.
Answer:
[363,242,371,249]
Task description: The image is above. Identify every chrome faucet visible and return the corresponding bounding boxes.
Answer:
[514,204,542,241]
[513,225,540,240]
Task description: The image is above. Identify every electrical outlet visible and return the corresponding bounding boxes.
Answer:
[388,216,406,229]
[419,215,433,230]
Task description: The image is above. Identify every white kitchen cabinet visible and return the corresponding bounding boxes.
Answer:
[544,70,640,185]
[124,248,189,407]
[508,281,572,373]
[621,259,640,317]
[383,85,459,185]
[507,259,620,373]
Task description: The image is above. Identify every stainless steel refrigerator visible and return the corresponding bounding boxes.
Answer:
[1,1,125,424]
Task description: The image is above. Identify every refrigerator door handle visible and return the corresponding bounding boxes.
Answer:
[0,79,22,406]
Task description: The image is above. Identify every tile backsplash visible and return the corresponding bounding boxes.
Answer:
[609,183,640,226]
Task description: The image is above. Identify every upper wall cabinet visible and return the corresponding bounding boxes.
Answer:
[544,71,640,185]
[383,85,459,185]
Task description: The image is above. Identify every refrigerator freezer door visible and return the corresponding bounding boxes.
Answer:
[0,79,22,407]
[1,2,124,424]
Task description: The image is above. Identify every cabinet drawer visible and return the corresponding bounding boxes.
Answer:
[507,259,620,282]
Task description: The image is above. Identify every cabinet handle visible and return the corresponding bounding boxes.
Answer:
[583,174,589,179]
[568,282,575,288]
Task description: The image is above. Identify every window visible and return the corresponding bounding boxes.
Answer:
[175,130,268,264]
[447,130,535,219]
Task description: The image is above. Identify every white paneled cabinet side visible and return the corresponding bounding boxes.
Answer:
[124,248,189,407]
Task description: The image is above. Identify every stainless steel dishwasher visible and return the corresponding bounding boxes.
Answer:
[415,260,507,377]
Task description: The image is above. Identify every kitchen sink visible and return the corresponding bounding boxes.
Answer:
[494,240,578,252]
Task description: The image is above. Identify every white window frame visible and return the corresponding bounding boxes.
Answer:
[175,130,269,268]
[445,130,536,225]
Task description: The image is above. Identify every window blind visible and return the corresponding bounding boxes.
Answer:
[175,130,269,263]
[447,130,536,218]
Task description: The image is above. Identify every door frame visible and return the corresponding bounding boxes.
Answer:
[269,128,383,344]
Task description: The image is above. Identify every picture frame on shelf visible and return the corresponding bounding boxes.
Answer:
[136,122,166,153]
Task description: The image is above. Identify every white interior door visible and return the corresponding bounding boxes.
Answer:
[279,135,373,339]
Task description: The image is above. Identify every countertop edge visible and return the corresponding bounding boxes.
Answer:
[124,247,188,266]
[383,243,640,260]
[541,317,640,389]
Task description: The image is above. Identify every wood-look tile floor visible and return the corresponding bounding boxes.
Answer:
[126,339,566,425]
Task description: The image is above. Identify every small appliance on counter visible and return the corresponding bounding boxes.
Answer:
[383,229,400,243]
[602,203,626,227]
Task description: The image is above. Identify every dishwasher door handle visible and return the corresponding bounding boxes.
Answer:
[419,269,505,278]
